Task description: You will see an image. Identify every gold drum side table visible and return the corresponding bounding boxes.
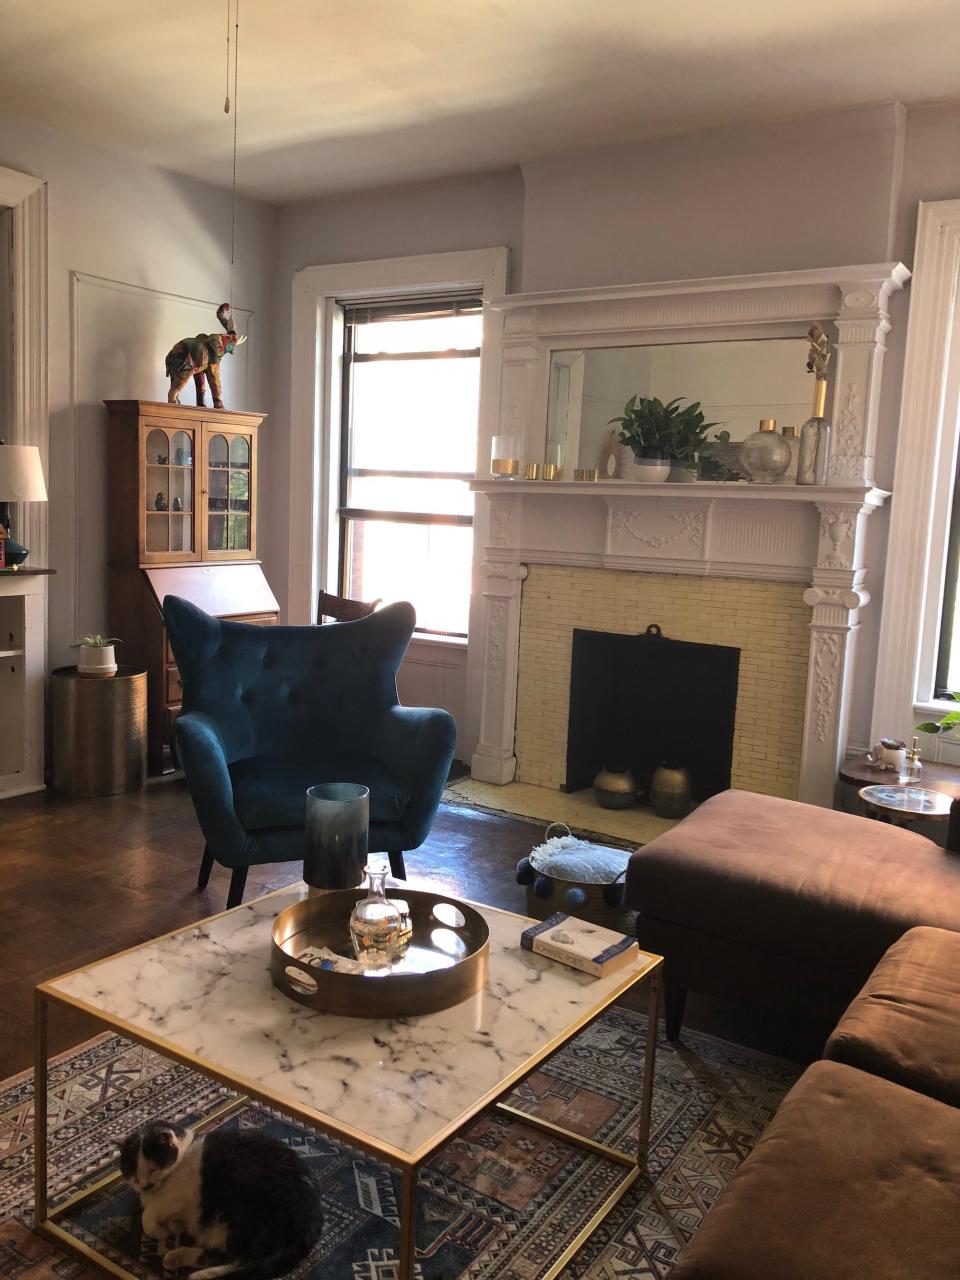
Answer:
[51,665,147,798]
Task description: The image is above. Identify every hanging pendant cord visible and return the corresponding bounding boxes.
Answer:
[230,0,240,306]
[224,0,231,113]
[223,0,240,307]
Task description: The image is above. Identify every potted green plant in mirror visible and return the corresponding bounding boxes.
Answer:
[610,395,718,482]
[71,634,121,678]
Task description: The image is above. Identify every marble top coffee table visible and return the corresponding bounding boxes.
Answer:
[34,884,662,1280]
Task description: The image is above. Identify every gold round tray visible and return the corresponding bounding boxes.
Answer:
[271,888,490,1017]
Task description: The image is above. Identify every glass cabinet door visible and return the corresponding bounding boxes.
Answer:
[202,426,254,558]
[143,423,197,560]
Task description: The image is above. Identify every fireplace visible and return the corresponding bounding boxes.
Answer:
[565,625,740,801]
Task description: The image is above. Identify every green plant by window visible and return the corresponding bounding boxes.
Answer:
[609,395,718,462]
[916,694,960,736]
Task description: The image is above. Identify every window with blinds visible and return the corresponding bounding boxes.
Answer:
[337,295,483,637]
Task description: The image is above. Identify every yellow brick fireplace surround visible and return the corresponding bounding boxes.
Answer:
[515,565,810,800]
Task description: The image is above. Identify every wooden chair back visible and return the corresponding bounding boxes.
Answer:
[316,590,382,625]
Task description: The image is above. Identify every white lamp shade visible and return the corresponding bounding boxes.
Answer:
[0,444,47,502]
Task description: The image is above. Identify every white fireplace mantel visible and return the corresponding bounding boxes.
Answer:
[469,263,909,807]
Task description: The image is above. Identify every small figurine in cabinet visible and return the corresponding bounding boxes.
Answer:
[155,492,168,511]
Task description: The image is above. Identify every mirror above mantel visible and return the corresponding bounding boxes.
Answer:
[484,261,910,489]
[545,337,815,477]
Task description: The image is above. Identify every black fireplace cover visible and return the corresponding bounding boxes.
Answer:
[565,626,740,801]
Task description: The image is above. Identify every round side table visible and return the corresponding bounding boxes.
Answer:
[858,784,953,830]
[51,665,147,798]
[840,754,960,802]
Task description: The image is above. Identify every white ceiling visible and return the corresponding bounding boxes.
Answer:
[1,0,959,204]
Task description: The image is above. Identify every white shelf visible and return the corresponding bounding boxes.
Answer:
[472,480,890,506]
[0,648,24,658]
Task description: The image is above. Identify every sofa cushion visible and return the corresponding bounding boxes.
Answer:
[626,789,960,973]
[229,754,409,829]
[671,1059,960,1280]
[825,925,960,1107]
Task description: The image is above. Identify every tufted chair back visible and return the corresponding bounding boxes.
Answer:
[163,595,415,764]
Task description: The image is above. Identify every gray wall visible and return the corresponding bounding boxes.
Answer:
[263,168,525,619]
[265,99,960,754]
[520,104,904,290]
[0,110,277,666]
[9,94,960,754]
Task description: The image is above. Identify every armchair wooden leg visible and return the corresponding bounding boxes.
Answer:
[664,982,687,1042]
[226,867,248,910]
[388,851,407,880]
[197,846,214,890]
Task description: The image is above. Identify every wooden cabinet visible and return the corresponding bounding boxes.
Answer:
[108,401,261,565]
[106,401,277,772]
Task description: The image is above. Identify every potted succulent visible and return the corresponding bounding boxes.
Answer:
[72,633,121,678]
[610,395,718,482]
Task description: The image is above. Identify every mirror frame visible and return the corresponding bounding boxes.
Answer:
[484,264,910,488]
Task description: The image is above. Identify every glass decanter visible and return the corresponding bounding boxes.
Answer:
[349,866,402,967]
[797,363,831,485]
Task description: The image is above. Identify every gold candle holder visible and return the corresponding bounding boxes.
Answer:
[541,463,562,481]
[491,434,520,478]
[574,468,600,482]
[491,458,519,477]
[522,462,540,480]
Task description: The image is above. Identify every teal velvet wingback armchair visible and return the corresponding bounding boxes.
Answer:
[164,595,456,907]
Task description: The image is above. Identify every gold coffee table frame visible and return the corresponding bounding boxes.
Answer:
[34,890,661,1280]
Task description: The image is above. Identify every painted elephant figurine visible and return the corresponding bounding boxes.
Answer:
[165,304,247,409]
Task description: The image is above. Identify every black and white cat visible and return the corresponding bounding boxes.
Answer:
[119,1120,322,1279]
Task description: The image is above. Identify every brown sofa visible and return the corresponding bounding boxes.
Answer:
[670,926,960,1278]
[626,788,960,1037]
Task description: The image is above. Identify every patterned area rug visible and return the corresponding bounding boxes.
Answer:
[1,1011,799,1278]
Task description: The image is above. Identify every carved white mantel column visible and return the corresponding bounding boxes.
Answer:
[471,560,528,784]
[798,500,877,803]
[827,267,910,484]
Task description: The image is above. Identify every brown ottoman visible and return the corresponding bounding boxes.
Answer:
[671,1059,960,1280]
[626,789,960,1037]
[825,925,960,1107]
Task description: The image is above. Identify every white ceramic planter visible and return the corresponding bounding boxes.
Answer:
[667,459,699,482]
[77,644,117,678]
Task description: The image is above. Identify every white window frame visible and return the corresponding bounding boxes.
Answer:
[289,249,508,762]
[288,249,508,630]
[872,200,960,757]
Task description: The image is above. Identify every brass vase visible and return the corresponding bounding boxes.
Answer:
[592,766,638,809]
[650,765,692,818]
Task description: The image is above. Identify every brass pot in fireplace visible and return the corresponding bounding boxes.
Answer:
[650,764,692,818]
[592,765,639,809]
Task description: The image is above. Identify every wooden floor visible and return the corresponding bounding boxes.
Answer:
[0,779,828,1078]
[0,777,542,1078]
